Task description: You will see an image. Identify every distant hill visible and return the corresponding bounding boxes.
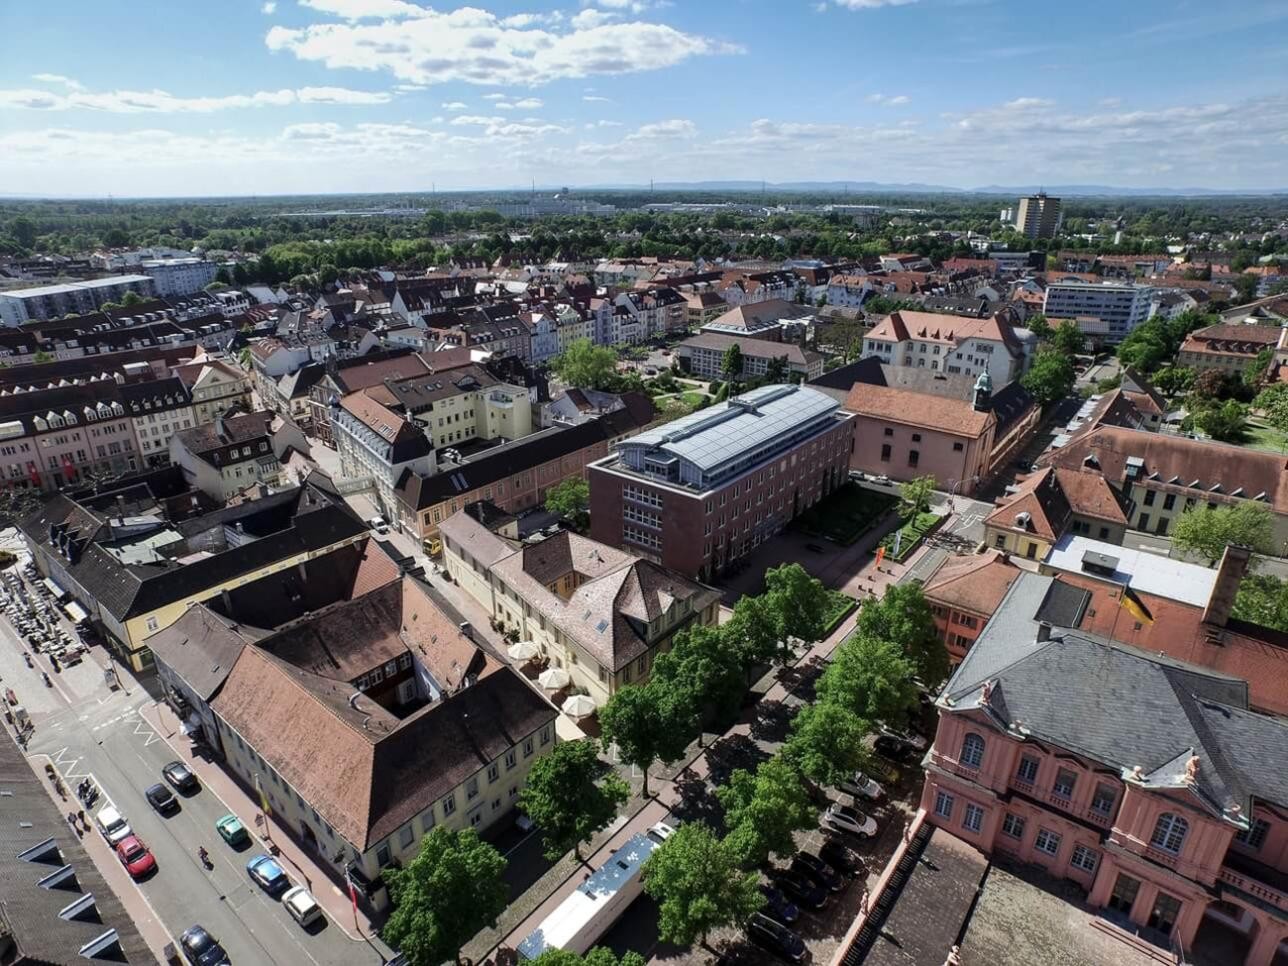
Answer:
[579,180,1288,198]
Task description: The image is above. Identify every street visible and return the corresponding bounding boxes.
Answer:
[0,569,386,966]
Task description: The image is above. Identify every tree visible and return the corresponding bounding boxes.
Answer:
[856,583,949,686]
[1153,366,1195,397]
[598,682,689,797]
[1050,319,1086,357]
[1192,368,1230,400]
[722,593,784,673]
[721,342,743,382]
[1021,348,1076,406]
[553,338,619,391]
[762,563,832,647]
[717,756,815,868]
[651,624,746,735]
[382,826,507,966]
[1026,314,1052,340]
[121,291,145,307]
[532,950,645,966]
[10,217,36,249]
[642,823,763,950]
[519,739,629,860]
[783,700,871,788]
[1232,572,1288,632]
[1172,502,1275,565]
[764,355,789,383]
[545,477,590,531]
[1193,399,1248,443]
[898,475,936,519]
[816,633,919,727]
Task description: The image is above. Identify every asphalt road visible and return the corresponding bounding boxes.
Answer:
[1,589,385,966]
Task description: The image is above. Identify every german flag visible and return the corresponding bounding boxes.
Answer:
[1120,584,1155,625]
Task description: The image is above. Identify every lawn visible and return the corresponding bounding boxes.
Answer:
[1242,417,1288,454]
[880,511,940,562]
[679,390,710,407]
[796,482,900,545]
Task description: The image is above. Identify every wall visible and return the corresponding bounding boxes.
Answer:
[985,523,1051,561]
[852,418,989,495]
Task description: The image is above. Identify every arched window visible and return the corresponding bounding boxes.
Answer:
[1150,813,1189,854]
[960,733,985,769]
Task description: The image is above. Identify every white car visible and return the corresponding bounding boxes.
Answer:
[823,803,878,839]
[648,821,677,842]
[282,885,324,928]
[839,771,884,802]
[880,726,928,751]
[95,804,132,846]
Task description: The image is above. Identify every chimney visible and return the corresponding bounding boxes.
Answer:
[1202,545,1251,631]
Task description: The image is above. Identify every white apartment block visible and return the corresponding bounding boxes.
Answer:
[141,258,219,297]
[0,275,156,326]
[1043,281,1155,341]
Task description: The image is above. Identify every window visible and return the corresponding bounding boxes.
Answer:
[960,733,985,768]
[911,433,922,443]
[1091,783,1116,816]
[1138,513,1150,531]
[1150,813,1188,854]
[145,616,159,632]
[1147,892,1183,936]
[1034,828,1061,856]
[1070,844,1099,873]
[1163,493,1176,511]
[1236,818,1271,851]
[934,790,954,819]
[398,824,414,849]
[1001,813,1025,839]
[908,450,919,468]
[441,793,456,816]
[880,444,891,462]
[994,535,1006,548]
[1108,873,1141,914]
[541,724,552,746]
[523,737,534,758]
[883,427,893,437]
[466,777,479,800]
[376,843,392,867]
[1053,768,1077,799]
[505,749,517,770]
[1143,489,1156,506]
[1016,756,1039,784]
[953,442,964,452]
[963,803,984,833]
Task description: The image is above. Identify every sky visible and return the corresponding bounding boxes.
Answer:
[2,0,1288,198]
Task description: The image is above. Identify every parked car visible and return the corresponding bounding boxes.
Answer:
[822,803,877,839]
[162,760,199,793]
[879,725,928,751]
[746,912,806,963]
[758,883,800,924]
[820,839,864,879]
[247,854,289,893]
[873,734,921,764]
[215,813,250,848]
[839,770,884,801]
[282,885,324,928]
[368,516,389,534]
[95,805,132,846]
[145,782,180,815]
[179,925,229,966]
[772,868,827,910]
[791,852,844,892]
[648,821,676,842]
[115,835,156,879]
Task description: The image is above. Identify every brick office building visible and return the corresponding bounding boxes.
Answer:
[588,384,854,581]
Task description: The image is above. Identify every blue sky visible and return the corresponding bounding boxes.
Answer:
[2,0,1287,197]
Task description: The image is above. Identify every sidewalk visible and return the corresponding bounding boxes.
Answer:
[141,700,394,958]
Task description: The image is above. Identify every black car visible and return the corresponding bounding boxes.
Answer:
[791,853,844,893]
[179,925,229,966]
[746,913,806,963]
[874,734,920,763]
[820,839,864,879]
[163,760,199,793]
[758,883,800,924]
[773,869,827,910]
[145,783,179,815]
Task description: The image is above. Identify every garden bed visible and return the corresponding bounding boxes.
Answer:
[821,589,858,636]
[880,511,943,562]
[795,482,899,545]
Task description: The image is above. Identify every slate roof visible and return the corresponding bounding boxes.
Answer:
[944,571,1288,820]
[146,605,256,700]
[0,738,152,964]
[678,332,820,367]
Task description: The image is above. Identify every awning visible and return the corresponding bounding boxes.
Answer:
[43,577,68,599]
[63,601,88,623]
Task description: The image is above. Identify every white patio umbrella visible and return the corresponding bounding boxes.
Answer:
[562,693,597,718]
[538,667,571,690]
[507,640,540,662]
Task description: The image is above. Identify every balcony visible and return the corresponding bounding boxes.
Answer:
[1221,852,1288,917]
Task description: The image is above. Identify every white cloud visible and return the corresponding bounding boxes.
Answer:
[0,84,390,112]
[512,97,543,109]
[32,73,83,91]
[571,9,617,29]
[482,93,508,100]
[262,1,277,12]
[626,118,696,140]
[441,101,468,111]
[866,93,910,106]
[832,0,918,8]
[266,6,739,87]
[583,95,613,103]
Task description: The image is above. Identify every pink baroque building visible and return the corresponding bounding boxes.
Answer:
[919,572,1288,965]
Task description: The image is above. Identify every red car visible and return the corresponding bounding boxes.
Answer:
[115,835,156,879]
